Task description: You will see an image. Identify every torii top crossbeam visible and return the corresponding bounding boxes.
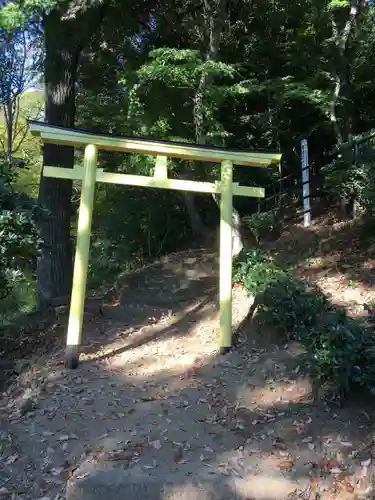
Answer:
[29,120,281,167]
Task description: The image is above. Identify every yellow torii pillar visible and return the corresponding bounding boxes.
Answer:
[65,144,98,367]
[219,160,234,353]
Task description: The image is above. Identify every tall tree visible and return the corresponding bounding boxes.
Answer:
[191,0,245,254]
[37,3,107,306]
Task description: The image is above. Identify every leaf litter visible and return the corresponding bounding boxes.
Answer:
[0,249,375,499]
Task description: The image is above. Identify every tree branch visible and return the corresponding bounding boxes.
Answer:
[12,123,29,155]
[338,1,360,51]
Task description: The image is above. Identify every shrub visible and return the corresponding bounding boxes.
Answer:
[233,248,278,294]
[321,134,375,216]
[304,310,375,394]
[258,274,328,340]
[242,210,281,246]
[234,248,375,396]
[0,158,41,319]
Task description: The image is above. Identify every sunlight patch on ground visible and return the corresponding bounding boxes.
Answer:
[68,446,306,500]
[164,473,301,500]
[80,286,253,381]
[108,347,215,379]
[92,313,219,381]
[245,377,313,407]
[233,473,303,499]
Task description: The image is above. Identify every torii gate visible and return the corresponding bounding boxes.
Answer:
[29,121,281,369]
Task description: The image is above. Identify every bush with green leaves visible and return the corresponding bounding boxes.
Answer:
[234,248,375,395]
[259,273,328,340]
[321,134,375,216]
[305,309,375,394]
[0,158,41,318]
[233,248,283,294]
[242,211,281,245]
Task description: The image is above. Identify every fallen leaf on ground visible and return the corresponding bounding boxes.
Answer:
[344,482,355,493]
[150,440,162,450]
[109,451,136,461]
[330,467,343,474]
[273,437,287,450]
[6,453,19,464]
[51,467,64,476]
[58,435,70,441]
[337,471,350,481]
[263,450,275,458]
[339,441,352,447]
[278,460,293,471]
[60,465,78,481]
[293,419,310,435]
[232,282,242,288]
[41,431,54,437]
[318,458,342,470]
[310,477,318,490]
[302,436,313,443]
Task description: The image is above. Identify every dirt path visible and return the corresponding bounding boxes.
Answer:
[0,248,375,500]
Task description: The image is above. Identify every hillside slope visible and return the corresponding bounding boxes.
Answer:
[0,224,375,499]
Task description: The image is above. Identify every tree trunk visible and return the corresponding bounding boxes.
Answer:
[36,12,81,307]
[36,4,105,308]
[330,1,361,144]
[212,192,243,255]
[330,0,362,218]
[4,98,16,160]
[182,192,205,237]
[192,0,244,255]
[180,68,210,239]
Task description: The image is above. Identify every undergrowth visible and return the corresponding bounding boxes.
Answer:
[242,210,281,246]
[0,159,41,324]
[233,248,375,396]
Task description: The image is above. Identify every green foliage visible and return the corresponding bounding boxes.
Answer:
[259,273,329,340]
[127,45,236,146]
[0,3,26,31]
[137,48,202,87]
[0,91,43,198]
[74,0,375,281]
[322,134,375,214]
[243,210,281,245]
[327,0,350,11]
[305,310,375,395]
[227,77,332,116]
[233,248,281,294]
[137,48,235,88]
[0,158,40,319]
[234,248,375,395]
[7,0,375,322]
